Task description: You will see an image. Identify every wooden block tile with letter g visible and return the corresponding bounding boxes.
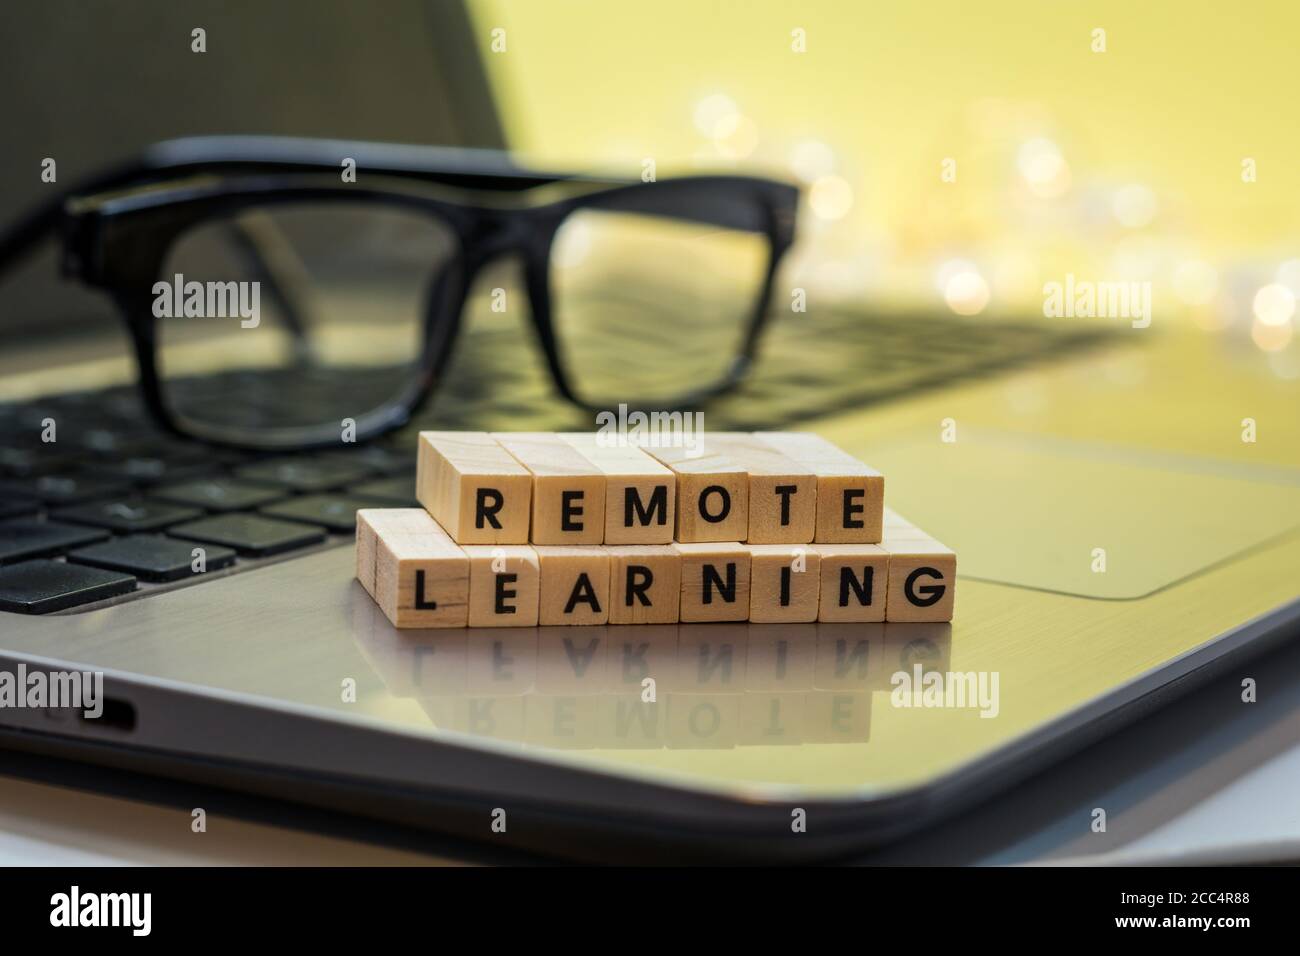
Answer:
[416,432,532,544]
[493,432,605,545]
[882,521,956,622]
[356,509,468,628]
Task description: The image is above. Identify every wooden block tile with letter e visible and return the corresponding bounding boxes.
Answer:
[606,545,682,624]
[646,444,748,543]
[882,518,957,622]
[709,432,816,544]
[756,431,884,543]
[416,432,532,544]
[493,432,605,545]
[356,508,468,628]
[535,545,611,626]
[558,433,675,544]
[748,544,821,623]
[674,541,751,622]
[462,545,540,627]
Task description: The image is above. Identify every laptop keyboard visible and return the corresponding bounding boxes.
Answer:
[0,307,1118,614]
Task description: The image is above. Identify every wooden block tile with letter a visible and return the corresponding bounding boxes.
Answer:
[606,545,681,624]
[674,541,751,622]
[755,432,884,543]
[558,433,676,544]
[493,432,606,545]
[748,544,821,623]
[709,433,816,544]
[882,520,956,622]
[356,509,468,628]
[535,545,611,626]
[645,444,748,543]
[462,545,540,627]
[814,543,889,622]
[416,432,532,544]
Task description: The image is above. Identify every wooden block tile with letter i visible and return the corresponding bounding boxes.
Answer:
[356,508,468,628]
[882,519,956,622]
[416,432,532,544]
[814,543,888,622]
[494,432,606,545]
[755,432,883,543]
[558,433,675,544]
[646,444,748,543]
[709,432,816,543]
[607,545,681,624]
[535,545,611,625]
[748,544,821,623]
[462,544,540,627]
[674,541,751,622]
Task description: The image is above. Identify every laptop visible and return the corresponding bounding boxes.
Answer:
[1,1,1297,863]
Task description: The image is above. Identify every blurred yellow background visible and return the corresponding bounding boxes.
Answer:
[469,0,1299,362]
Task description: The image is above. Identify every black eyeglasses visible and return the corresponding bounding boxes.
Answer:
[1,136,799,450]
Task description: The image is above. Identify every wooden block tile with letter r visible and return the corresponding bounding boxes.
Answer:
[645,444,748,543]
[755,432,883,543]
[494,432,606,545]
[709,433,816,544]
[814,543,888,622]
[882,521,956,622]
[356,509,468,628]
[607,545,681,624]
[416,432,532,544]
[462,545,540,627]
[674,541,751,622]
[535,545,611,626]
[748,544,821,623]
[558,433,675,544]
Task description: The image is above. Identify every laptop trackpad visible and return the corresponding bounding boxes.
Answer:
[863,431,1300,599]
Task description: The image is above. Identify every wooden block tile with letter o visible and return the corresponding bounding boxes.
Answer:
[674,541,751,622]
[535,545,611,626]
[756,432,883,543]
[462,544,540,627]
[646,444,748,543]
[493,432,605,545]
[748,544,821,623]
[606,545,681,624]
[416,432,532,544]
[558,433,676,544]
[356,508,468,628]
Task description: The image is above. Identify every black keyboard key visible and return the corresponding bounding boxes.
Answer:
[0,473,133,506]
[0,519,110,565]
[52,499,202,533]
[151,478,287,513]
[347,476,418,506]
[68,534,237,582]
[98,455,215,485]
[168,514,327,556]
[234,458,374,492]
[0,559,137,614]
[0,446,83,477]
[0,493,42,520]
[318,445,415,476]
[259,494,389,533]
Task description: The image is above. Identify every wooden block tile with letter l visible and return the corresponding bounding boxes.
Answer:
[754,432,884,543]
[814,544,889,622]
[416,432,532,544]
[708,433,816,544]
[645,444,748,543]
[558,433,676,544]
[674,541,751,622]
[461,545,540,627]
[534,545,611,626]
[748,544,821,624]
[493,432,606,545]
[882,526,956,623]
[606,545,681,624]
[356,509,468,628]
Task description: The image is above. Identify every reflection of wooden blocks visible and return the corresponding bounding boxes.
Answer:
[744,624,816,691]
[748,545,821,623]
[883,524,956,622]
[675,541,751,622]
[416,432,532,544]
[739,693,804,746]
[462,545,540,627]
[357,508,468,628]
[756,432,883,543]
[524,695,601,749]
[421,696,525,743]
[559,433,675,544]
[465,629,537,694]
[493,432,605,545]
[604,624,678,695]
[803,692,871,743]
[645,445,748,543]
[607,545,681,624]
[814,622,886,690]
[814,544,889,622]
[710,433,816,543]
[666,694,739,749]
[535,545,610,625]
[598,697,664,749]
[536,627,607,694]
[675,623,748,693]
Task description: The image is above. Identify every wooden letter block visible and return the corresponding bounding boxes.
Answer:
[755,432,884,543]
[814,544,889,622]
[462,545,540,627]
[535,545,611,625]
[882,522,956,622]
[357,509,468,628]
[416,432,532,544]
[606,545,681,624]
[709,433,816,543]
[645,445,748,543]
[674,541,751,622]
[493,432,606,545]
[558,433,676,544]
[748,544,821,623]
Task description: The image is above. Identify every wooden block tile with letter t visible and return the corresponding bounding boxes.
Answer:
[710,432,816,543]
[535,545,611,626]
[416,432,532,544]
[494,432,606,545]
[756,432,883,543]
[646,444,748,543]
[357,509,468,628]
